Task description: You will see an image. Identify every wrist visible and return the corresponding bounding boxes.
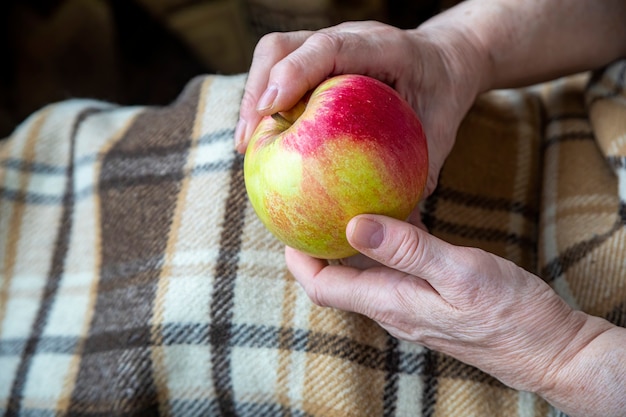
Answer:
[414,3,496,96]
[536,314,626,417]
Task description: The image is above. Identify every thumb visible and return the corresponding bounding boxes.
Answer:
[346,214,462,287]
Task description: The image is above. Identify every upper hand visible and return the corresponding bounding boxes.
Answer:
[235,21,485,199]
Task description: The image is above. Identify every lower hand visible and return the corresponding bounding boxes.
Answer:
[286,213,604,395]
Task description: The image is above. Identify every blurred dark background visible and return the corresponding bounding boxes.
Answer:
[0,0,457,138]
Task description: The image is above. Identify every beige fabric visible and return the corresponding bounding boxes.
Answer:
[1,61,625,416]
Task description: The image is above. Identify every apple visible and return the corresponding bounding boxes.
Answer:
[243,74,428,259]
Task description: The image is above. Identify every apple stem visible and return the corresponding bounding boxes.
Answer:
[271,112,293,130]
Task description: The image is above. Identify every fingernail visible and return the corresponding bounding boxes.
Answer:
[256,85,278,112]
[234,119,247,150]
[350,218,384,249]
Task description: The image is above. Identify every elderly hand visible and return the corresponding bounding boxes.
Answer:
[235,20,487,200]
[242,2,626,415]
[286,214,625,417]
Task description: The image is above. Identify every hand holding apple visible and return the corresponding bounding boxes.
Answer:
[285,213,625,417]
[236,21,487,216]
[244,74,428,259]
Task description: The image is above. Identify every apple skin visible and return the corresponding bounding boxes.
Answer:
[244,74,428,259]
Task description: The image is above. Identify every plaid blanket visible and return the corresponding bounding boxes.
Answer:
[1,61,625,416]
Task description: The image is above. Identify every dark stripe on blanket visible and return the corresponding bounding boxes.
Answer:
[420,183,439,232]
[427,218,536,249]
[0,336,79,355]
[545,112,589,123]
[543,130,594,149]
[541,218,624,282]
[606,301,626,327]
[0,128,236,205]
[382,336,400,417]
[587,61,626,106]
[1,158,67,174]
[421,349,439,417]
[436,186,538,220]
[67,82,200,415]
[5,107,102,416]
[210,151,246,416]
[606,155,626,170]
[0,323,427,376]
[438,355,504,386]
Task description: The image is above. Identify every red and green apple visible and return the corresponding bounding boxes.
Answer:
[243,74,428,259]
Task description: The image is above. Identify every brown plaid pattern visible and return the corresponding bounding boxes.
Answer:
[1,61,625,416]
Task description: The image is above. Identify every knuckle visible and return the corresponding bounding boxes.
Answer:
[269,32,341,86]
[348,290,373,317]
[253,32,303,68]
[331,20,386,33]
[304,281,328,308]
[307,31,343,52]
[254,32,288,58]
[445,247,498,309]
[387,228,425,272]
[289,32,340,69]
[269,59,301,84]
[239,88,258,114]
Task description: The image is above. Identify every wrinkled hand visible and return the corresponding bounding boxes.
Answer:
[235,21,485,200]
[286,214,599,394]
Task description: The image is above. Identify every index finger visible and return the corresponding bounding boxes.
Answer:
[236,21,413,153]
[285,246,438,320]
[236,31,312,153]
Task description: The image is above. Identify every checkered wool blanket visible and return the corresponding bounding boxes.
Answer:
[1,61,625,417]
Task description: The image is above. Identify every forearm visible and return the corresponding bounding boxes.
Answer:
[418,0,626,92]
[539,316,626,417]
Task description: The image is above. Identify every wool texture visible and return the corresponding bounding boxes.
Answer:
[1,61,625,416]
